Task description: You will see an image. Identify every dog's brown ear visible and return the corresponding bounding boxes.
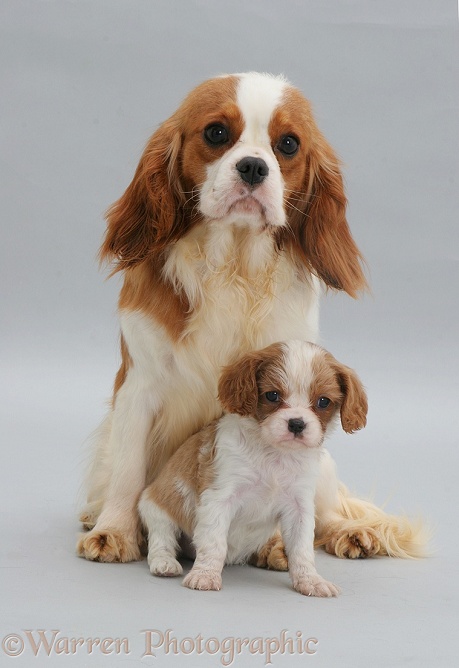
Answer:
[288,130,368,298]
[218,352,266,417]
[218,343,281,416]
[218,343,286,416]
[331,358,368,434]
[99,116,185,273]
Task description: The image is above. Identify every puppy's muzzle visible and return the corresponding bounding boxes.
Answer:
[288,418,306,435]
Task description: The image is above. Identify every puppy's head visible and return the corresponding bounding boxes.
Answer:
[100,72,366,296]
[218,340,367,449]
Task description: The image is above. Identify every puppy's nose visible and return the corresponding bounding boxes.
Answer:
[236,157,269,187]
[288,418,306,435]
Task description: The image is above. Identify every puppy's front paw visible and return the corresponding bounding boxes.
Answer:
[149,556,183,577]
[77,529,141,563]
[182,569,222,591]
[293,574,340,598]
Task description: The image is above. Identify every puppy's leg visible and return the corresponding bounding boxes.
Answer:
[182,494,232,591]
[281,477,339,598]
[182,546,226,592]
[77,367,160,563]
[138,492,183,577]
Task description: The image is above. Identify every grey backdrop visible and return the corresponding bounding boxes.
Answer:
[1,1,458,666]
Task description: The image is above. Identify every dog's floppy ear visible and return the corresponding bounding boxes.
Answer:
[99,116,186,273]
[330,357,368,434]
[288,130,367,298]
[218,352,267,417]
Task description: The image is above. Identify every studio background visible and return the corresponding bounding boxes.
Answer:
[1,1,458,666]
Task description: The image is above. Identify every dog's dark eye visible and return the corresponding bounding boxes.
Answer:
[265,391,281,403]
[317,397,331,409]
[277,135,299,156]
[204,124,230,146]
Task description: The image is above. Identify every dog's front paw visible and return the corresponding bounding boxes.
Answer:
[182,569,222,591]
[79,512,96,531]
[149,556,183,577]
[293,574,340,598]
[78,502,103,531]
[324,528,381,559]
[77,529,141,563]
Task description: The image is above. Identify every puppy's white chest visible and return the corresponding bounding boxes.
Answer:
[225,487,282,565]
[223,451,305,565]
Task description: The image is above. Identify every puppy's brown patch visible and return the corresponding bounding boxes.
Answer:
[142,420,219,535]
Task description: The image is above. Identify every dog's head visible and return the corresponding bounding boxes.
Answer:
[101,72,366,296]
[218,340,367,449]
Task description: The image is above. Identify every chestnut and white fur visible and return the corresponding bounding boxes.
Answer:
[78,72,427,564]
[139,341,367,596]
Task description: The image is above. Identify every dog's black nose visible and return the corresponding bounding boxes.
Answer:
[288,418,306,435]
[236,157,269,187]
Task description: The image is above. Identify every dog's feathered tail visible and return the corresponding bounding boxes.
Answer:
[314,484,431,559]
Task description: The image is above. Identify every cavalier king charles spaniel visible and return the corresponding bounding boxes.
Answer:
[139,340,367,596]
[78,72,426,564]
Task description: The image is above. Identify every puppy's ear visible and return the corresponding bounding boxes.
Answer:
[218,352,266,417]
[288,130,368,298]
[99,116,186,273]
[329,357,368,434]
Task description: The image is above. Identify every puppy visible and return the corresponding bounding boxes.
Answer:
[138,340,367,596]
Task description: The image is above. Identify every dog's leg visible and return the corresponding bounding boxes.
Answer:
[314,450,428,558]
[313,449,381,558]
[77,366,160,563]
[250,531,288,571]
[79,414,113,530]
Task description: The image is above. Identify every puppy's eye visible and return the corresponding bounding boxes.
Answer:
[265,391,281,403]
[277,135,299,156]
[317,397,331,409]
[204,124,230,146]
